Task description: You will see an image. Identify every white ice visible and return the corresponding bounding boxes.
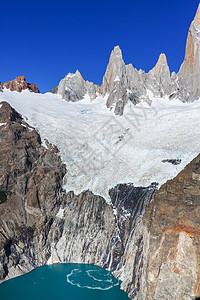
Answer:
[0,88,200,202]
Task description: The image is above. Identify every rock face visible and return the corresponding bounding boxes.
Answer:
[146,53,175,98]
[3,76,39,93]
[101,46,128,115]
[0,101,65,280]
[50,4,200,115]
[178,4,200,102]
[141,154,200,299]
[46,183,156,289]
[50,70,99,102]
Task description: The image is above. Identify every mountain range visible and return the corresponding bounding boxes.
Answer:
[49,4,200,115]
[1,5,200,116]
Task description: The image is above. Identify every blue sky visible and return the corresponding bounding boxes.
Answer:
[0,0,199,92]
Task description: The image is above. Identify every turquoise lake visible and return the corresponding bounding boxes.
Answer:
[0,263,129,300]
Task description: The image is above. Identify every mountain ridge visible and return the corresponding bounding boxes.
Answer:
[1,6,200,116]
[49,4,200,115]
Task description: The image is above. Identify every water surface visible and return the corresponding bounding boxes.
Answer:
[0,263,129,300]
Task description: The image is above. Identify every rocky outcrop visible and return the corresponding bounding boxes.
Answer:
[145,53,177,98]
[45,183,156,278]
[3,76,39,93]
[141,153,200,299]
[101,46,128,115]
[50,70,99,102]
[0,82,3,92]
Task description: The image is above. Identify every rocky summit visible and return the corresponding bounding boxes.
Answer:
[2,76,39,93]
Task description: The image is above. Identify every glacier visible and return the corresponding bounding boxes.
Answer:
[0,88,199,202]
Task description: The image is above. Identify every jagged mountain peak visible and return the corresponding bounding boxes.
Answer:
[150,53,170,80]
[181,3,200,68]
[106,45,125,69]
[102,46,125,92]
[153,53,168,69]
[50,5,200,114]
[110,45,123,59]
[65,70,82,79]
[104,46,125,76]
[178,3,200,101]
[194,3,200,27]
[2,76,39,93]
[75,70,82,77]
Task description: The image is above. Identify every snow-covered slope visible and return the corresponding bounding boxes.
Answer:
[1,88,200,202]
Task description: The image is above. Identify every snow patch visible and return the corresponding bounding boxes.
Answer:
[114,76,120,82]
[56,208,64,219]
[21,123,34,132]
[66,73,75,79]
[42,140,49,149]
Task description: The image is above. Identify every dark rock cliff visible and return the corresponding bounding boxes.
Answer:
[0,101,65,279]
